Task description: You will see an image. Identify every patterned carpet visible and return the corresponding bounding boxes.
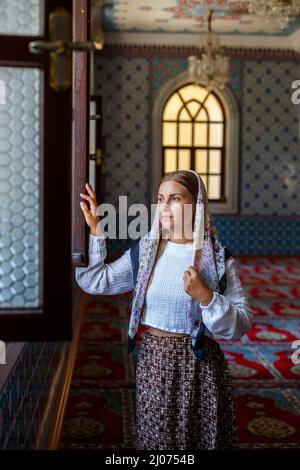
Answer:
[220,256,300,449]
[59,256,300,449]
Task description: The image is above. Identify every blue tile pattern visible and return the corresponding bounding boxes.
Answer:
[93,53,300,255]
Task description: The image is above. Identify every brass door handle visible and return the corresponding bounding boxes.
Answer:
[29,35,104,54]
[28,6,104,91]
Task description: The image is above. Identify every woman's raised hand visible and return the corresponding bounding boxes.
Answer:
[79,183,101,236]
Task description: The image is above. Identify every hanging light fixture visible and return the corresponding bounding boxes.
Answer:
[248,0,300,30]
[188,9,230,90]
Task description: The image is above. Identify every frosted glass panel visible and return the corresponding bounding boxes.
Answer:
[0,0,44,35]
[0,67,43,308]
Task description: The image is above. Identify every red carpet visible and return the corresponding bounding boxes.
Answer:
[219,256,300,449]
[59,256,300,449]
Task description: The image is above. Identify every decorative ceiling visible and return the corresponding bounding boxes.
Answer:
[91,1,300,50]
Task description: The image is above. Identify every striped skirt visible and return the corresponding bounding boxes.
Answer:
[135,330,239,450]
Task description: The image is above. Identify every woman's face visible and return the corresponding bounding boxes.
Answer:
[157,180,196,240]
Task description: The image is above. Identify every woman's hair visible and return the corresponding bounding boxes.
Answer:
[159,170,199,202]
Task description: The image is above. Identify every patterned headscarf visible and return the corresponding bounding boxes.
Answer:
[128,170,228,362]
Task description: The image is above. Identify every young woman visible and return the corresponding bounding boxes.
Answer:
[76,170,253,450]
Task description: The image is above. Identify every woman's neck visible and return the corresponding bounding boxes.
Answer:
[167,237,193,244]
[161,228,194,244]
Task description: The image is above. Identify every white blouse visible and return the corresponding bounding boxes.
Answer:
[75,234,254,341]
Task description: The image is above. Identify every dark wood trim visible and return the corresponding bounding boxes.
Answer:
[0,0,73,340]
[71,0,90,267]
[0,36,46,63]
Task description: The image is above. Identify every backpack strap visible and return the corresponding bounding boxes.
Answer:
[128,239,141,354]
[225,246,232,261]
[218,246,232,294]
[129,239,140,288]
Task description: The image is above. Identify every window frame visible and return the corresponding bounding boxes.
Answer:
[152,71,240,214]
[161,86,227,202]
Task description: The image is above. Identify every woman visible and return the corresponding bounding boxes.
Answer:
[76,170,253,450]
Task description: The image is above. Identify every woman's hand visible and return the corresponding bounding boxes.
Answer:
[79,183,101,236]
[183,266,214,306]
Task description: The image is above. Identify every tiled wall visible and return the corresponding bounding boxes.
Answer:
[0,283,82,449]
[0,341,66,449]
[94,49,300,255]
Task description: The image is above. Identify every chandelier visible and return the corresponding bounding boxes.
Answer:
[248,0,300,30]
[188,9,230,90]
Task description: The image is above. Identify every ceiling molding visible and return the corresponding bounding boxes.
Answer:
[102,30,300,52]
[98,41,300,59]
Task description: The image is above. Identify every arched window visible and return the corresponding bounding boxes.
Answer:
[152,72,239,214]
[162,83,226,201]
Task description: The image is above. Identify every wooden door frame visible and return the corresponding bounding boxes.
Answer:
[0,0,73,340]
[71,0,91,267]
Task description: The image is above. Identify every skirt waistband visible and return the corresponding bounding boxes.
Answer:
[143,330,190,340]
[143,329,216,344]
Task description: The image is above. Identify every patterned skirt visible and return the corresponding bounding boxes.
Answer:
[135,330,239,450]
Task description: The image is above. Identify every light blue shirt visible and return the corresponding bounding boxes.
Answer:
[75,234,253,341]
[140,240,200,333]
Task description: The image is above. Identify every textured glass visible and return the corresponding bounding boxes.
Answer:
[0,67,43,308]
[0,0,44,36]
